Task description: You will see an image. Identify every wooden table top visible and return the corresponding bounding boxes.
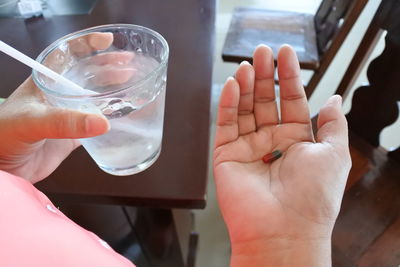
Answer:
[0,0,216,209]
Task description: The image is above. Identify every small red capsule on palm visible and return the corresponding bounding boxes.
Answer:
[262,150,282,164]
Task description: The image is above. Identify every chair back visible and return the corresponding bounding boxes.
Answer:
[346,34,400,157]
[314,0,365,54]
[304,0,368,97]
[344,0,400,157]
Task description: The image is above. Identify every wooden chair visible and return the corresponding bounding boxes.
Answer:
[222,0,368,98]
[327,0,400,265]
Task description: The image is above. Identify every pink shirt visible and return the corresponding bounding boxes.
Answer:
[0,170,135,267]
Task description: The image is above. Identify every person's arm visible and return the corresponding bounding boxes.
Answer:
[213,45,351,266]
[0,170,135,267]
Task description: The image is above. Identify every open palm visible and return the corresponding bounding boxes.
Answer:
[213,45,351,246]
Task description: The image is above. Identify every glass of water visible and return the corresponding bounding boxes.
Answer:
[32,24,169,176]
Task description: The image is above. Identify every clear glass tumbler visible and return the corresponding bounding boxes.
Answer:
[32,24,169,176]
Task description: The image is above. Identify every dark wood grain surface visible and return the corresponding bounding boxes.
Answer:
[222,7,319,69]
[332,132,400,266]
[357,216,400,266]
[0,0,216,209]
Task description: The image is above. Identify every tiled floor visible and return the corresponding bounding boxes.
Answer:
[193,1,399,266]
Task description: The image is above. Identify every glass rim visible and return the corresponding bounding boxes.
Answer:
[32,24,169,99]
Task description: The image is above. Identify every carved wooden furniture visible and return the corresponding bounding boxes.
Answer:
[331,0,400,265]
[222,0,368,98]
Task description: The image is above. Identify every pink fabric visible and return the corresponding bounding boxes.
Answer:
[0,171,135,267]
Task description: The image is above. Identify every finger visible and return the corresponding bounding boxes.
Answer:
[253,45,279,128]
[68,32,114,56]
[215,77,240,148]
[19,109,110,141]
[236,61,256,135]
[89,51,134,65]
[87,32,114,50]
[43,49,72,74]
[278,45,310,124]
[317,95,348,147]
[43,33,115,73]
[89,67,136,87]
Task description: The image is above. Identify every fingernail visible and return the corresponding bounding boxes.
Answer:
[280,43,292,49]
[331,95,342,106]
[88,32,113,50]
[226,76,235,83]
[335,95,342,105]
[256,44,269,49]
[85,114,110,135]
[240,60,251,66]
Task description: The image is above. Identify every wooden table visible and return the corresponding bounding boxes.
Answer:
[0,1,215,266]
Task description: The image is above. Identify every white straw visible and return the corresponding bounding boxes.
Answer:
[0,40,87,93]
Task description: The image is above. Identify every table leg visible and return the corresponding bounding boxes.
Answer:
[128,208,186,267]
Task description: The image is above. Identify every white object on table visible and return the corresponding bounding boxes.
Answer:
[17,0,43,17]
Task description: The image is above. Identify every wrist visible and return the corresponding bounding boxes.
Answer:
[231,236,332,267]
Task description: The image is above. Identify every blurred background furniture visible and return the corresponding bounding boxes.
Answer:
[0,0,98,18]
[330,0,400,265]
[0,0,216,266]
[222,0,368,97]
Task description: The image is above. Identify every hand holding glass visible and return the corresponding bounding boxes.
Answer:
[33,24,169,176]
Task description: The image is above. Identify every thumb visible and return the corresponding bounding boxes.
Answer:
[20,108,110,141]
[316,95,348,148]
